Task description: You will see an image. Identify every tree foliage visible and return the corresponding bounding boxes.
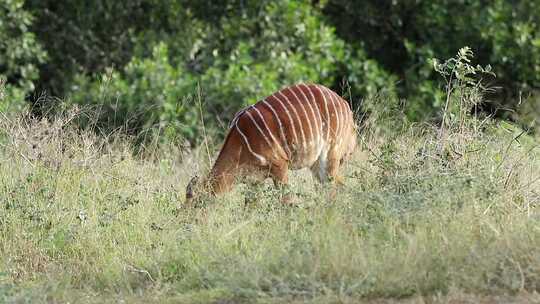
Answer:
[0,0,538,139]
[324,0,540,120]
[0,0,45,112]
[68,0,391,141]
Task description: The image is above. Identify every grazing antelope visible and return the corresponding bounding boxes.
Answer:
[186,83,357,204]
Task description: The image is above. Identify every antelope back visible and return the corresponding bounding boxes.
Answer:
[230,84,356,168]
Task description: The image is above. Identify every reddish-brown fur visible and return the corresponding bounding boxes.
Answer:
[186,83,357,202]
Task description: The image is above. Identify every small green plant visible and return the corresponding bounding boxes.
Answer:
[432,47,496,138]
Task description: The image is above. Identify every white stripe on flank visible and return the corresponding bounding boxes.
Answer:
[325,86,341,140]
[332,89,347,142]
[332,88,352,146]
[276,91,306,147]
[313,85,331,142]
[293,85,318,145]
[269,93,299,145]
[341,95,350,139]
[235,120,267,165]
[322,87,339,140]
[287,87,313,146]
[339,94,346,144]
[262,99,292,157]
[298,84,323,145]
[251,105,282,156]
[244,107,275,156]
[336,90,346,144]
[229,108,247,129]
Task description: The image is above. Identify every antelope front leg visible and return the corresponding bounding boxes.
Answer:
[327,156,346,184]
[326,157,346,200]
[269,162,294,205]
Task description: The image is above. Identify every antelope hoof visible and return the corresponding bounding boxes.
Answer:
[280,193,296,205]
[244,197,259,208]
[330,175,345,186]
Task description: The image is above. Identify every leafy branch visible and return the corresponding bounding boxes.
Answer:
[432,47,496,141]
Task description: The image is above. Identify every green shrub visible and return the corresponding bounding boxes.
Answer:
[323,0,540,123]
[23,0,540,139]
[68,0,395,142]
[0,0,46,113]
[70,43,198,141]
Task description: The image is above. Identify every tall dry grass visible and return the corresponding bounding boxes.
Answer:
[0,99,539,303]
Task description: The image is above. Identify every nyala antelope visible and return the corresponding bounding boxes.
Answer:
[186,83,357,204]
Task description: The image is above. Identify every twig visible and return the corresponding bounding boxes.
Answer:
[438,65,456,144]
[496,129,527,171]
[124,264,155,282]
[196,83,212,166]
[223,220,253,239]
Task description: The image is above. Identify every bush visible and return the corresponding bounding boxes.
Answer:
[26,1,182,95]
[20,0,539,139]
[323,0,540,122]
[0,0,46,113]
[68,0,395,143]
[69,43,198,141]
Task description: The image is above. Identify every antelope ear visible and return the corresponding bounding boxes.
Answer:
[186,175,199,199]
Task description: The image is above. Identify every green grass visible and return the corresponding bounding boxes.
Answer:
[0,111,539,303]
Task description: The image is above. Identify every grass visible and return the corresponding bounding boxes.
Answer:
[0,104,539,304]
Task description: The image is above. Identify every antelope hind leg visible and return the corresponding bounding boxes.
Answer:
[326,147,346,185]
[326,156,346,200]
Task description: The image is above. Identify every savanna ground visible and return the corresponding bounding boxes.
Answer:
[1,94,539,304]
